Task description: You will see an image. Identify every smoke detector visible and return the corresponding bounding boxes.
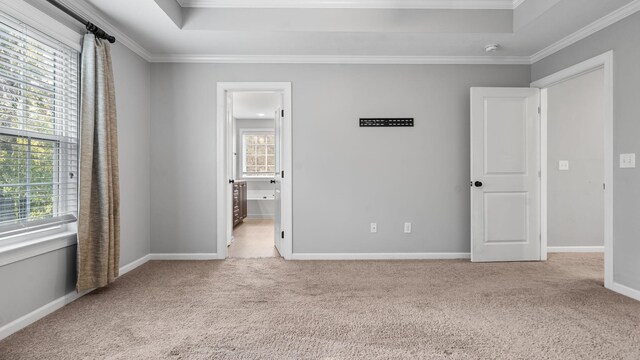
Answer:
[484,44,500,53]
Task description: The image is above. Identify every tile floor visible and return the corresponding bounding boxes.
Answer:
[228,219,280,258]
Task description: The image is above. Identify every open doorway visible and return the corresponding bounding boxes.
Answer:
[228,92,281,258]
[543,68,606,282]
[216,82,292,260]
[545,69,605,254]
[532,51,613,289]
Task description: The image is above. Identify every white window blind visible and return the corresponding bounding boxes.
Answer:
[0,12,79,237]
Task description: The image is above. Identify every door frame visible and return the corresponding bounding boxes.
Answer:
[531,51,613,289]
[216,82,293,259]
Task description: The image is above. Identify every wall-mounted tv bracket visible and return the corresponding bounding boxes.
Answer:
[359,118,414,127]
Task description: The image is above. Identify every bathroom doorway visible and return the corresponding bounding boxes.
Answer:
[229,92,280,258]
[216,83,292,259]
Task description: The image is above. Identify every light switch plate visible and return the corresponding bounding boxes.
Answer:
[559,160,569,171]
[620,153,636,168]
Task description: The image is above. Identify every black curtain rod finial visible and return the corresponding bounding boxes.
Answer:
[86,22,116,44]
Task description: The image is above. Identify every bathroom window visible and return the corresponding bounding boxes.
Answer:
[241,131,275,178]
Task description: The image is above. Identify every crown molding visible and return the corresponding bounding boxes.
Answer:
[0,0,82,51]
[530,0,640,63]
[56,0,153,61]
[11,0,640,67]
[513,0,526,8]
[176,0,517,10]
[150,54,531,64]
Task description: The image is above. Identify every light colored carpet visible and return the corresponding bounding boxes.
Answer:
[229,219,279,258]
[1,254,639,359]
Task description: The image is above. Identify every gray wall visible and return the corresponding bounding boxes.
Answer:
[547,69,604,247]
[0,246,76,327]
[532,11,640,290]
[0,43,151,327]
[113,43,152,266]
[235,118,276,219]
[149,63,530,254]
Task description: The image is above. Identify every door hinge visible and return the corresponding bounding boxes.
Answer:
[603,183,606,190]
[538,106,541,114]
[281,170,284,178]
[281,109,285,117]
[281,231,285,239]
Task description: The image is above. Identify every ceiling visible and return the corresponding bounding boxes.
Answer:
[175,0,523,9]
[233,93,282,120]
[35,0,640,63]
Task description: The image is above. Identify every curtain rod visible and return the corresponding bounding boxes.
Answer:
[45,0,116,43]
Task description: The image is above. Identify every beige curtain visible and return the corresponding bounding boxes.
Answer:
[77,34,120,292]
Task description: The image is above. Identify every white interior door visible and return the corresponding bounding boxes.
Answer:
[470,87,540,262]
[273,108,283,255]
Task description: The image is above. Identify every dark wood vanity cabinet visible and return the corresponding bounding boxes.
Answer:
[233,181,247,227]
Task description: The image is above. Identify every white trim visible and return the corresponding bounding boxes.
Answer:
[162,0,639,65]
[48,0,153,61]
[0,1,82,51]
[0,253,151,341]
[547,246,604,253]
[539,89,548,261]
[531,0,640,64]
[512,0,526,8]
[532,51,614,291]
[0,232,76,267]
[532,52,613,88]
[610,282,640,302]
[151,54,531,64]
[149,253,220,260]
[119,254,151,275]
[6,0,637,66]
[177,0,516,9]
[0,0,152,61]
[0,289,90,341]
[217,83,293,260]
[290,252,471,260]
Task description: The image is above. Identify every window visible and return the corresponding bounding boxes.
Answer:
[241,131,275,178]
[0,13,79,237]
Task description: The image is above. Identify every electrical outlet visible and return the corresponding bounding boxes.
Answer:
[558,160,569,171]
[370,223,377,233]
[404,222,412,233]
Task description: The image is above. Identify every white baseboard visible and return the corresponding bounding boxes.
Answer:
[610,282,640,302]
[0,253,151,341]
[548,246,604,253]
[149,253,220,260]
[290,252,471,260]
[119,254,151,275]
[0,289,90,341]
